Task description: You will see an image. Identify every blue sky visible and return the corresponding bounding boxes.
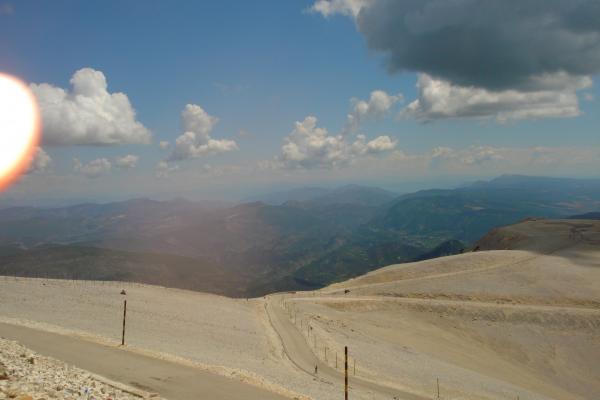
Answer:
[0,0,599,205]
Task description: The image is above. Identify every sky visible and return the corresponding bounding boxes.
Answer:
[1,0,599,205]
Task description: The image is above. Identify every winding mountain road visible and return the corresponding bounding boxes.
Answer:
[0,322,287,400]
[264,296,428,400]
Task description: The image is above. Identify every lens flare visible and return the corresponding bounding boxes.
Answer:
[0,73,41,192]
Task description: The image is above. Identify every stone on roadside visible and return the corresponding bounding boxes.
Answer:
[0,363,8,380]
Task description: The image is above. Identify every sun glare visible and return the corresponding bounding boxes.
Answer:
[0,73,40,191]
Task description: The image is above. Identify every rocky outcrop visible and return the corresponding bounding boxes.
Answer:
[0,337,161,400]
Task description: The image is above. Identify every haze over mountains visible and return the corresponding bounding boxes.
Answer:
[1,175,599,297]
[245,184,398,207]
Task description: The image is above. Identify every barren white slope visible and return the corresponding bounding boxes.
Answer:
[0,279,388,399]
[288,220,600,400]
[0,219,598,400]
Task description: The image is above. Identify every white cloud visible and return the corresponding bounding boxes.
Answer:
[350,144,600,180]
[155,161,179,179]
[30,68,151,146]
[278,116,396,169]
[26,148,52,174]
[159,141,170,150]
[279,117,340,169]
[423,145,600,174]
[345,90,402,134]
[354,134,397,155]
[402,74,592,122]
[114,154,139,169]
[310,0,372,17]
[73,158,111,178]
[168,104,238,161]
[430,145,505,167]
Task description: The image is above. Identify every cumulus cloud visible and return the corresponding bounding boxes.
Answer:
[310,0,373,17]
[345,90,402,133]
[402,74,592,122]
[26,148,52,174]
[347,142,600,177]
[278,116,396,169]
[73,158,111,178]
[423,145,600,174]
[30,68,151,146]
[114,154,139,169]
[314,1,600,122]
[430,145,505,167]
[325,0,600,91]
[354,134,397,154]
[168,104,238,161]
[155,161,179,179]
[159,141,170,150]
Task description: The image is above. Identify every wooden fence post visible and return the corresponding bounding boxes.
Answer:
[345,346,348,400]
[121,299,127,346]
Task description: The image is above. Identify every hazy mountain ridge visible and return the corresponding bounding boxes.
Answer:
[242,187,330,205]
[0,243,247,296]
[2,175,600,296]
[376,174,600,244]
[244,184,397,207]
[569,212,600,220]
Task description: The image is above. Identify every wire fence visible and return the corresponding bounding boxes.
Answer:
[281,297,357,376]
[279,295,527,400]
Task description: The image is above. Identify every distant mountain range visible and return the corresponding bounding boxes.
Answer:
[1,175,599,297]
[244,184,397,207]
[569,212,600,220]
[242,187,330,205]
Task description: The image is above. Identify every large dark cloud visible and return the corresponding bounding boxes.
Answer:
[356,0,600,90]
